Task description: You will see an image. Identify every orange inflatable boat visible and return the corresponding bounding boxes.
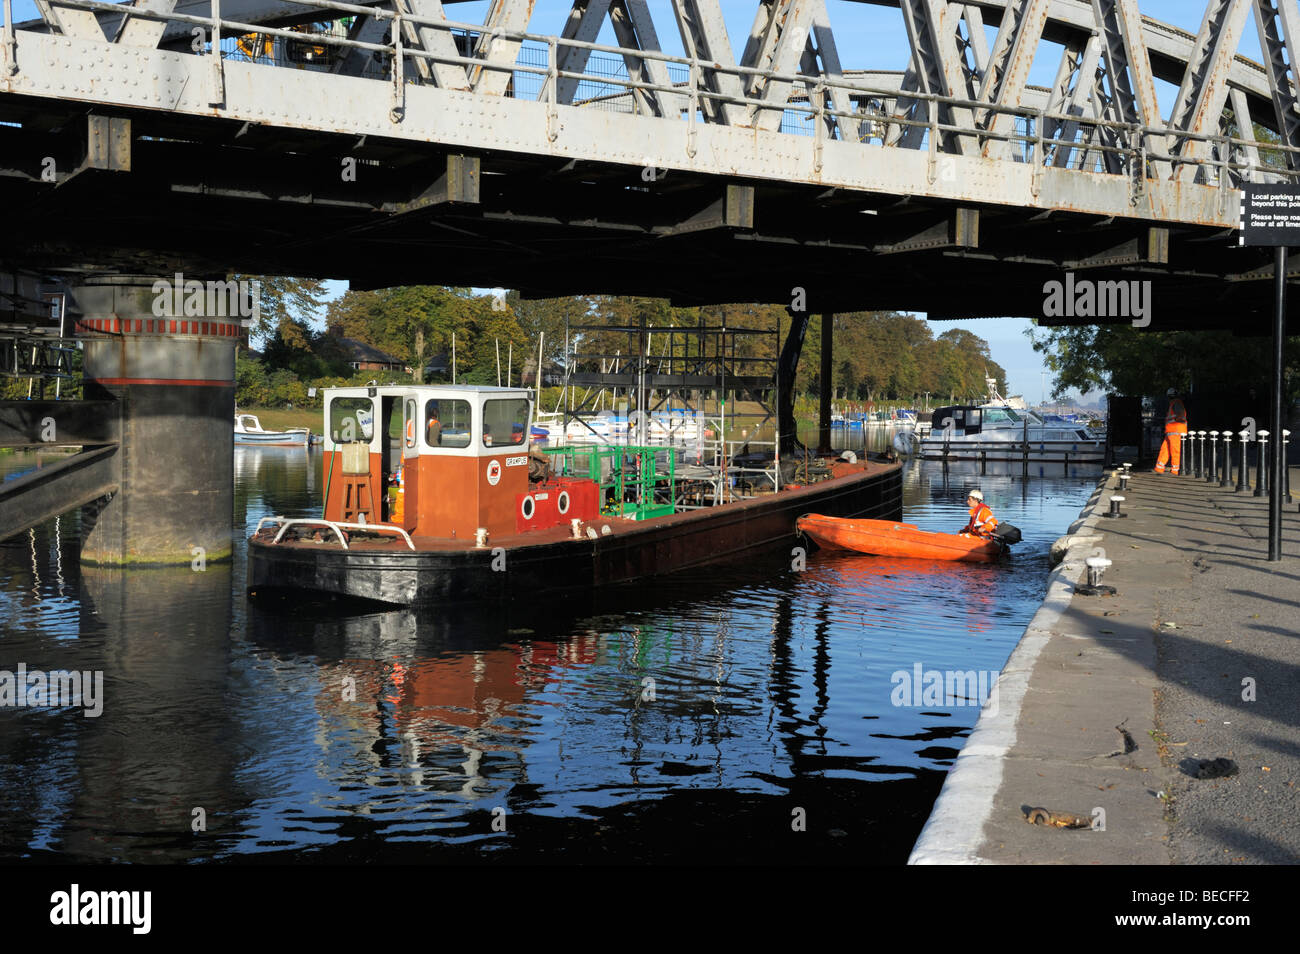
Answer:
[796,514,1006,563]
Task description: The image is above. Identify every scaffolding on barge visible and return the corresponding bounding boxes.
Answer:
[542,308,813,512]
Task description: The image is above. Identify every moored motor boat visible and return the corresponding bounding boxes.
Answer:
[234,412,311,446]
[796,513,1008,563]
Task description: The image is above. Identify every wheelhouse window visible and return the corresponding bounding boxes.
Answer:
[330,397,374,443]
[404,398,418,449]
[425,399,472,448]
[483,398,530,448]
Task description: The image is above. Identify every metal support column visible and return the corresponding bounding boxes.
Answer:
[1270,246,1285,560]
[817,312,833,456]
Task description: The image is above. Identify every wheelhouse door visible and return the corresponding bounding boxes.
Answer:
[402,396,419,532]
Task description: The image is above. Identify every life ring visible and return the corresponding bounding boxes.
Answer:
[520,495,535,521]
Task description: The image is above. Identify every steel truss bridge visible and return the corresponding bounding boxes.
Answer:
[5,0,1300,328]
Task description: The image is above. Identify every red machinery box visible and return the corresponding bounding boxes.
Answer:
[515,477,600,533]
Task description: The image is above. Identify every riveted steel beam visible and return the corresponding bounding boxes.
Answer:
[555,0,613,106]
[895,0,978,155]
[113,0,176,49]
[470,0,535,97]
[0,15,1249,232]
[383,153,480,214]
[604,0,680,118]
[801,1,862,142]
[977,0,1049,159]
[958,5,991,85]
[56,114,132,186]
[396,0,471,90]
[670,0,746,126]
[1252,0,1300,171]
[33,0,105,41]
[331,15,390,78]
[1047,34,1102,169]
[885,60,929,149]
[1166,0,1253,180]
[1091,0,1167,176]
[657,183,754,235]
[875,207,979,254]
[1228,86,1266,182]
[741,0,819,131]
[1064,226,1169,267]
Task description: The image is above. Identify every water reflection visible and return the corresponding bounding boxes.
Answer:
[0,446,1100,863]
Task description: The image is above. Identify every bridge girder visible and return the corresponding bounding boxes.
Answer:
[5,0,1300,332]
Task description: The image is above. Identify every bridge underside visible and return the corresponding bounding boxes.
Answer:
[7,0,1300,333]
[0,95,1292,333]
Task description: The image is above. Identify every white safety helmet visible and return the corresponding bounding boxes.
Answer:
[968,489,984,501]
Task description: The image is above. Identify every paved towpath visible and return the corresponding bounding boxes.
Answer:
[910,466,1300,864]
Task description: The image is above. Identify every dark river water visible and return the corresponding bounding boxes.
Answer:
[0,434,1099,864]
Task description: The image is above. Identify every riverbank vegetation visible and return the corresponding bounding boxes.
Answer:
[234,283,1008,411]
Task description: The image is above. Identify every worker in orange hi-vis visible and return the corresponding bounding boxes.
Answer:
[1154,389,1188,474]
[959,490,999,538]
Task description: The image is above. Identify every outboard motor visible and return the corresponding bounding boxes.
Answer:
[992,523,1022,546]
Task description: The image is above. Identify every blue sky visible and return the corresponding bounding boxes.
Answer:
[6,0,1249,401]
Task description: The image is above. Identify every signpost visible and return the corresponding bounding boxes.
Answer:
[1239,185,1294,561]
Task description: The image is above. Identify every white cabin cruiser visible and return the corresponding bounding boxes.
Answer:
[234,412,311,446]
[893,380,1103,461]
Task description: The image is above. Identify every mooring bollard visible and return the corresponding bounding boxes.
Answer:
[1118,470,1130,492]
[1199,430,1209,478]
[1103,495,1127,519]
[1207,431,1219,483]
[1238,429,1249,492]
[1256,430,1269,497]
[1285,430,1293,505]
[1077,556,1116,596]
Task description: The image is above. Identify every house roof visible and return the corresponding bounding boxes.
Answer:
[338,336,401,365]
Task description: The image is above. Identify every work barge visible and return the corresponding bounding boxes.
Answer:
[248,382,901,606]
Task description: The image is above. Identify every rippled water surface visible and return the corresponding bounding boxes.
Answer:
[0,438,1099,863]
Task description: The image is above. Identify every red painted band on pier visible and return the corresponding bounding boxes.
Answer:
[89,378,234,388]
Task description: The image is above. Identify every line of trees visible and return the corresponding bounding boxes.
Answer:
[1028,322,1300,404]
[235,281,1007,407]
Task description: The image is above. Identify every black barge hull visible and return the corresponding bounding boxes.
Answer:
[248,463,902,606]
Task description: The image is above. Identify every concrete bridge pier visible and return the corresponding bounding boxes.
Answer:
[73,276,237,566]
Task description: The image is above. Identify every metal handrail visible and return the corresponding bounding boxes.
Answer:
[8,0,1299,184]
[254,515,285,534]
[265,517,417,550]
